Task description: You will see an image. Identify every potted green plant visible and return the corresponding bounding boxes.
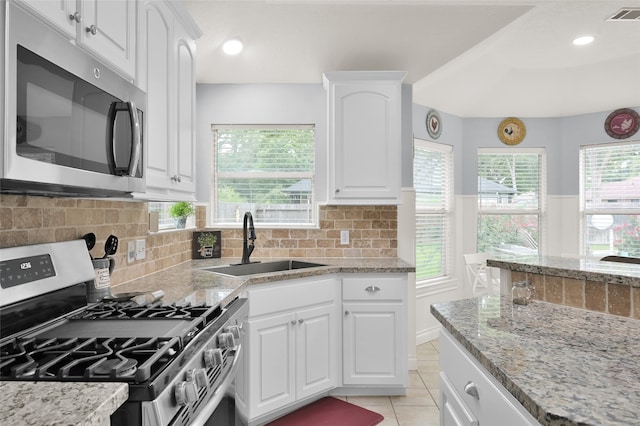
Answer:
[197,232,218,257]
[169,202,195,229]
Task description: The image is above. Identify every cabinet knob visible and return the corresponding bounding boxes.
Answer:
[344,310,350,316]
[464,381,479,399]
[69,12,81,23]
[171,175,182,183]
[335,188,340,193]
[298,319,304,324]
[291,320,296,326]
[86,25,97,35]
[365,285,381,293]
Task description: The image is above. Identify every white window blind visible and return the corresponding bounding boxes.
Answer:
[414,139,453,281]
[580,141,640,257]
[210,125,316,226]
[477,149,545,257]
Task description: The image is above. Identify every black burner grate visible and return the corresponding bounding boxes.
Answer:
[0,335,181,382]
[69,301,222,322]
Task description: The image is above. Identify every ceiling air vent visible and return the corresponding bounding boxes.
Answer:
[607,8,640,20]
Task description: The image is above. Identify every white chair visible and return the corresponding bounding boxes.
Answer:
[464,253,499,296]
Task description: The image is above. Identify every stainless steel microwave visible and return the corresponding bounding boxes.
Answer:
[2,3,145,197]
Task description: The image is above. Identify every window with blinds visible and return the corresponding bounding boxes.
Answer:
[210,125,316,226]
[580,141,640,257]
[414,139,453,281]
[477,148,545,257]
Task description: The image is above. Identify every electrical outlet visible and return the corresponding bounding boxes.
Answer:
[340,230,349,245]
[127,241,136,263]
[136,239,146,260]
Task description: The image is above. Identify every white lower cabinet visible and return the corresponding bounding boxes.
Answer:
[439,329,540,426]
[242,277,339,423]
[342,274,407,388]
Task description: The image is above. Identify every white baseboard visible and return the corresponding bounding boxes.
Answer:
[417,325,441,346]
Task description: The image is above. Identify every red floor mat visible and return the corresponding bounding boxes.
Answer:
[266,397,384,426]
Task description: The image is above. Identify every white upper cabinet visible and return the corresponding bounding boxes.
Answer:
[324,71,406,205]
[17,0,136,79]
[135,0,200,200]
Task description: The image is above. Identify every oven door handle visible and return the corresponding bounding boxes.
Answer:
[189,343,243,426]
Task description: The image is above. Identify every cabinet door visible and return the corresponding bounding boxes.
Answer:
[440,329,540,426]
[332,84,400,201]
[173,25,197,194]
[342,302,404,385]
[140,0,172,191]
[325,71,405,205]
[295,304,338,400]
[80,0,136,78]
[440,372,480,426]
[17,0,76,38]
[248,312,296,418]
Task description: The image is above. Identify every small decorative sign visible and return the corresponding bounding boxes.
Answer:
[604,108,639,139]
[193,231,221,259]
[498,117,526,146]
[426,109,442,139]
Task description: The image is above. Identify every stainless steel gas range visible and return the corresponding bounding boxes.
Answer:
[0,240,247,426]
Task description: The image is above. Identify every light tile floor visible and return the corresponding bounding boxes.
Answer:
[337,339,441,426]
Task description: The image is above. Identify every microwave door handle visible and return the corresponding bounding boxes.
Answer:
[126,100,142,177]
[108,101,141,176]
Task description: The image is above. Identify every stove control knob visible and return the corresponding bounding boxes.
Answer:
[218,332,235,349]
[225,325,241,340]
[186,368,208,389]
[175,381,198,406]
[203,348,224,368]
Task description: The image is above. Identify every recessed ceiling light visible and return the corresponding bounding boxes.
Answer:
[223,39,243,55]
[572,35,594,46]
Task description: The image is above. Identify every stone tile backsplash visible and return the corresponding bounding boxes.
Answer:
[0,195,397,287]
[512,270,639,320]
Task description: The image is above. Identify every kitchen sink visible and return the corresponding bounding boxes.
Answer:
[202,260,327,277]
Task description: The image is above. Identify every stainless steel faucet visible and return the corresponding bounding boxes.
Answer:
[241,211,257,264]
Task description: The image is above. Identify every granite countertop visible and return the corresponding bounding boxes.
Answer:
[0,382,128,426]
[111,256,415,306]
[431,296,640,426]
[2,256,413,425]
[488,255,640,287]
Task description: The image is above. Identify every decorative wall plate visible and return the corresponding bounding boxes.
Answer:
[426,109,442,139]
[604,108,639,139]
[498,117,526,145]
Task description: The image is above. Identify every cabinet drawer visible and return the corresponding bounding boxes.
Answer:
[440,330,539,426]
[248,277,338,317]
[342,276,405,301]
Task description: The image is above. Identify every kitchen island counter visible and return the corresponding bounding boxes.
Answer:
[487,255,640,287]
[0,381,128,426]
[431,296,640,426]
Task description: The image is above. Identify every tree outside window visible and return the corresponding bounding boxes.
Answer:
[477,149,545,257]
[581,142,640,257]
[210,125,315,226]
[414,139,453,281]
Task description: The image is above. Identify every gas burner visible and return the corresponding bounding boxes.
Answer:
[0,336,181,382]
[93,358,137,376]
[70,301,219,322]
